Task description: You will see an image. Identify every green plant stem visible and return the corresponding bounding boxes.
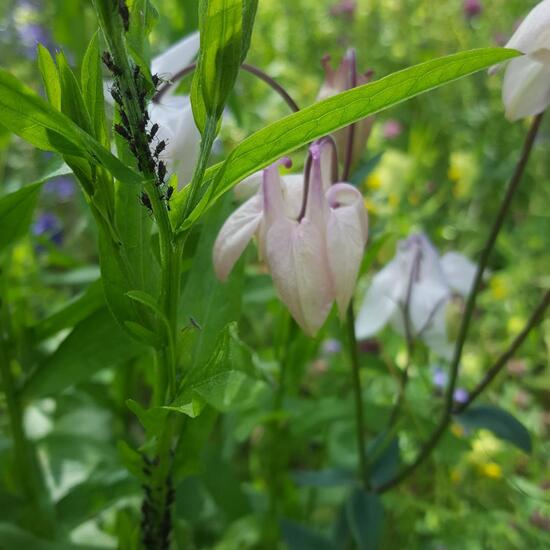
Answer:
[375,112,544,494]
[346,304,370,489]
[0,335,54,536]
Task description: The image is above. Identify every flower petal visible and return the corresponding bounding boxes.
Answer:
[440,251,477,296]
[265,216,334,336]
[326,183,368,318]
[502,56,550,121]
[213,193,263,281]
[355,258,403,339]
[505,0,550,55]
[419,299,454,360]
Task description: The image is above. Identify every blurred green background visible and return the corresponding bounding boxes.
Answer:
[0,0,548,548]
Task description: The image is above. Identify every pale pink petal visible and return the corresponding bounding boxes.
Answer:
[503,56,550,121]
[213,194,263,281]
[234,171,264,200]
[326,183,368,318]
[440,252,478,297]
[265,217,334,336]
[419,299,454,360]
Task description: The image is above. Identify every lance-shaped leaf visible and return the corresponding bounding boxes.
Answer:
[176,47,520,230]
[0,68,140,185]
[192,0,243,133]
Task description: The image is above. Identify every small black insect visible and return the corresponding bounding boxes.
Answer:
[138,89,147,110]
[114,123,131,141]
[140,192,152,211]
[102,51,121,75]
[110,86,122,105]
[164,186,174,201]
[152,73,160,87]
[132,64,141,83]
[119,110,130,129]
[153,140,166,158]
[157,160,166,183]
[148,123,159,143]
[137,117,146,132]
[118,0,130,32]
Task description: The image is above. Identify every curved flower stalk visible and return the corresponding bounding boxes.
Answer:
[106,33,201,186]
[213,139,368,336]
[499,0,550,121]
[318,48,374,173]
[355,233,477,359]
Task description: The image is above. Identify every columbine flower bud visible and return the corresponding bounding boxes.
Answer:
[355,233,477,359]
[318,49,374,172]
[497,0,550,121]
[213,139,368,336]
[463,0,482,19]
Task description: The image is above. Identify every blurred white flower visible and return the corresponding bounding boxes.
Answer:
[500,0,550,121]
[355,233,477,359]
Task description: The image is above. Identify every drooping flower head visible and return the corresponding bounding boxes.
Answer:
[497,0,550,120]
[318,49,374,173]
[214,139,368,336]
[355,233,477,358]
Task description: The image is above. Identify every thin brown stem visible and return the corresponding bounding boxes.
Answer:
[374,113,544,494]
[453,289,550,414]
[153,63,300,113]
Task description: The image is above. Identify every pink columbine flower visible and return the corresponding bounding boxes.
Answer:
[213,140,368,336]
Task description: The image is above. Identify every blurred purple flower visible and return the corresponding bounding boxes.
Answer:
[464,0,482,19]
[433,367,448,389]
[33,212,63,246]
[383,119,403,139]
[44,177,75,201]
[453,388,469,404]
[322,338,342,355]
[330,0,356,18]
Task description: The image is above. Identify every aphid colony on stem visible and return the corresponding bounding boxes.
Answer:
[102,27,173,213]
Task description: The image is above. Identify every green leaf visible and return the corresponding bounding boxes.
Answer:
[455,405,532,453]
[55,469,139,530]
[0,523,97,550]
[22,308,147,399]
[178,47,519,230]
[0,68,141,185]
[81,31,108,143]
[180,198,244,366]
[281,520,334,550]
[345,489,384,550]
[192,0,243,132]
[32,279,105,341]
[37,44,61,110]
[240,0,258,62]
[166,323,265,417]
[56,51,93,136]
[0,163,72,253]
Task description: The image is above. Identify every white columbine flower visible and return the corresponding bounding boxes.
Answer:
[500,0,550,121]
[355,233,477,359]
[213,139,368,336]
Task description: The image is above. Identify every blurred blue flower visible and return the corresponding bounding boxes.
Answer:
[44,177,75,201]
[432,367,448,389]
[453,388,469,404]
[322,338,342,355]
[33,212,63,246]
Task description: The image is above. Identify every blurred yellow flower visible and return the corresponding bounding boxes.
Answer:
[507,316,526,336]
[366,172,382,190]
[451,423,465,438]
[478,462,503,480]
[364,197,378,214]
[490,274,510,300]
[448,151,478,199]
[388,192,399,209]
[450,468,462,484]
